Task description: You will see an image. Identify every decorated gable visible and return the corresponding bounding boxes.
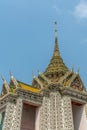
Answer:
[70,75,86,92]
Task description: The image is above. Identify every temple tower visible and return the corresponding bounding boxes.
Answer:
[0,23,87,130]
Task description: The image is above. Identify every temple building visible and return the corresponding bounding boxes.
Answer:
[0,23,87,130]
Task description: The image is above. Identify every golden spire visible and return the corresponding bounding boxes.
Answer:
[53,21,60,57]
[54,21,58,37]
[44,21,68,76]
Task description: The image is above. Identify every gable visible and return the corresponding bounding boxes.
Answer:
[70,75,86,92]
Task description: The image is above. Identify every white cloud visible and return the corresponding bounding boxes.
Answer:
[74,1,87,18]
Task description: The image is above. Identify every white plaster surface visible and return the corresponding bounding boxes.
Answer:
[72,104,87,130]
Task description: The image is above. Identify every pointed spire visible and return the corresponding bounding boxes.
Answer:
[53,21,60,57]
[77,66,80,73]
[54,21,58,38]
[44,21,68,76]
[72,65,74,72]
[76,67,80,74]
[1,75,10,95]
[1,75,5,82]
[32,71,36,78]
[1,75,8,85]
[10,71,18,88]
[53,37,60,57]
[38,69,41,75]
[10,71,13,79]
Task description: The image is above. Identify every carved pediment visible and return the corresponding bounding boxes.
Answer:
[70,75,86,92]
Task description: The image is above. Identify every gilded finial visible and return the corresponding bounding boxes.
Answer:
[76,67,80,74]
[72,65,74,72]
[54,21,58,39]
[53,21,60,57]
[38,69,41,75]
[32,71,36,78]
[77,67,80,73]
[54,21,58,44]
[1,75,5,82]
[10,71,14,79]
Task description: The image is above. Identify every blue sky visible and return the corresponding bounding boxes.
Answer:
[0,0,87,91]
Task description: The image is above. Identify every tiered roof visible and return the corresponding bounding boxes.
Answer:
[44,37,68,76]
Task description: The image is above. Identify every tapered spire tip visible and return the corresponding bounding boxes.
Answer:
[54,21,58,38]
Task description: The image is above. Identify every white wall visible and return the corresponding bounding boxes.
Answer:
[35,107,40,130]
[79,105,87,130]
[72,104,87,130]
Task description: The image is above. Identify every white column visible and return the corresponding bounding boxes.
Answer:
[61,96,74,130]
[2,102,16,130]
[39,96,50,130]
[12,98,23,130]
[39,91,62,130]
[49,92,62,130]
[35,107,40,130]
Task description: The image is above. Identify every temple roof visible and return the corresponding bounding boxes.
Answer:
[0,23,87,98]
[17,81,41,93]
[0,75,41,97]
[44,37,68,76]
